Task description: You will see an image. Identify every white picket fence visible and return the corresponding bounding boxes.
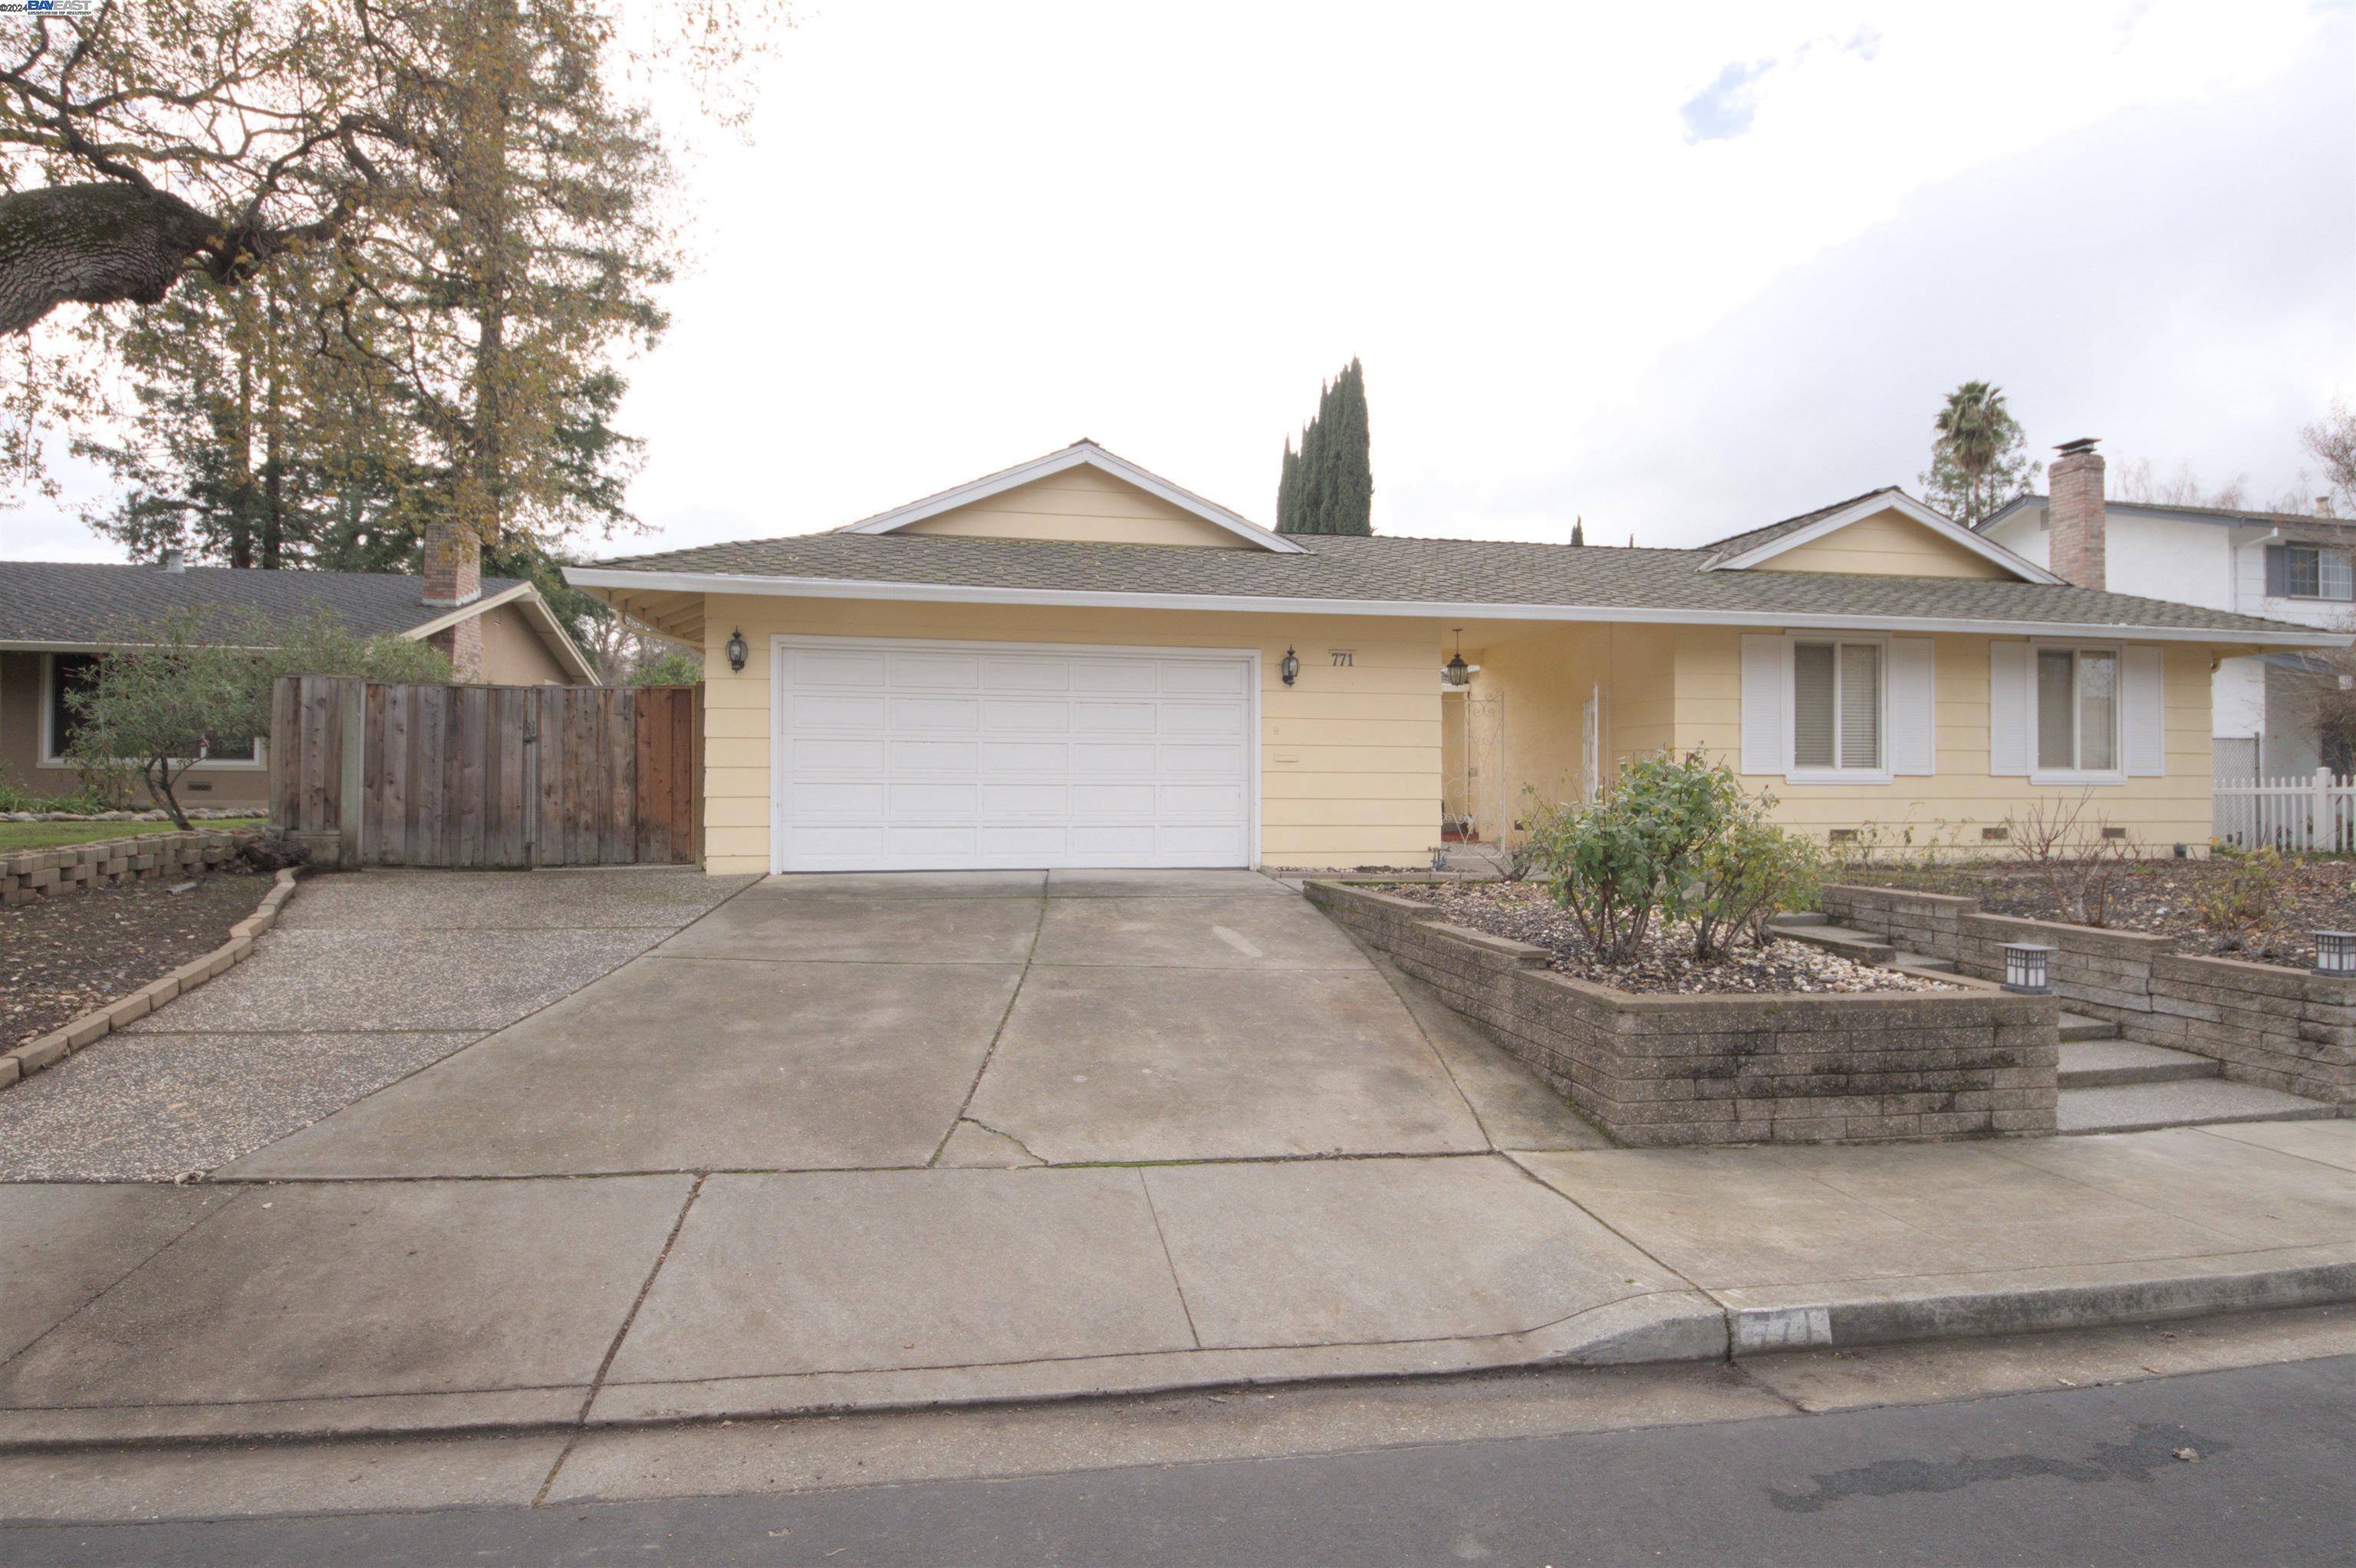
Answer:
[2213,768,2355,853]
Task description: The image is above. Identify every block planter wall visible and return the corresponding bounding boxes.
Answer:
[1820,883,2356,1109]
[1306,881,2058,1147]
[1,828,263,906]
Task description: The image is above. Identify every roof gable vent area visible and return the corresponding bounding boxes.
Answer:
[1700,489,2055,583]
[834,441,1303,554]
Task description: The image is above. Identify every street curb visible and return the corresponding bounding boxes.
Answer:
[5,1248,2352,1450]
[0,867,301,1092]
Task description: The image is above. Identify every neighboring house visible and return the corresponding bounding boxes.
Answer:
[1979,439,2356,778]
[0,551,597,810]
[568,440,2347,875]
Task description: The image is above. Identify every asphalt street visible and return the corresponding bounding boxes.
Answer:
[7,1354,2348,1567]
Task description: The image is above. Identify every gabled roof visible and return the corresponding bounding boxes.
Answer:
[833,439,1306,554]
[572,530,2347,648]
[1696,487,2059,583]
[0,561,600,682]
[1979,492,2356,534]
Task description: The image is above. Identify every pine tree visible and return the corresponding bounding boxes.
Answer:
[1571,517,1585,546]
[1276,358,1373,534]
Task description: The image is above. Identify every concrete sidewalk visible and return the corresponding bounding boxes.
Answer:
[3,1120,2351,1446]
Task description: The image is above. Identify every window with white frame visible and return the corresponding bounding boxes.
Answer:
[2269,542,2354,602]
[2033,646,2120,777]
[1791,639,1881,774]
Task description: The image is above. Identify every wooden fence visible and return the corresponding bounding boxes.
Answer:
[2213,768,2354,854]
[270,676,702,868]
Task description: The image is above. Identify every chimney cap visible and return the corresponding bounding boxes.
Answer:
[2318,495,2334,518]
[2055,437,2101,456]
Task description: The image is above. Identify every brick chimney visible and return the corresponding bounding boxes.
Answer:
[421,518,483,680]
[2048,437,2106,590]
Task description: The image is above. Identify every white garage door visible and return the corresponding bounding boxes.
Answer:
[773,639,1255,872]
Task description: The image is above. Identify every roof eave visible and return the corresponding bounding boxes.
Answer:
[562,566,2351,649]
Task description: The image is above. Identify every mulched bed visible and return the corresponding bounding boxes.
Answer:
[1836,858,2356,967]
[2,869,268,1049]
[1377,881,1954,996]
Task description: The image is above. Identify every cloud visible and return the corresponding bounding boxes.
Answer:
[1680,58,1776,143]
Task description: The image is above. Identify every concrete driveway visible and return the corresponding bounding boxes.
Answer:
[219,867,1589,1178]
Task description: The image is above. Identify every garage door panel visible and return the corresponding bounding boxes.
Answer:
[1071,741,1160,775]
[982,783,1069,815]
[790,781,886,816]
[888,740,980,773]
[1071,783,1157,815]
[983,657,1071,692]
[786,693,887,730]
[887,782,979,815]
[788,649,889,689]
[1160,662,1247,695]
[888,695,982,731]
[793,738,887,772]
[982,698,1071,731]
[888,653,982,688]
[980,740,1070,774]
[1160,742,1245,775]
[776,641,1253,871]
[1160,783,1244,816]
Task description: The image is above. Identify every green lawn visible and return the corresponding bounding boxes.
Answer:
[0,817,267,853]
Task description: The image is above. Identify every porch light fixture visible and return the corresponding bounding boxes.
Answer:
[1444,628,1469,688]
[725,628,749,673]
[1280,646,1300,686]
[1999,942,2055,995]
[2315,931,2356,978]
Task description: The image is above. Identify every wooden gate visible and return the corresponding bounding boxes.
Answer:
[270,676,702,868]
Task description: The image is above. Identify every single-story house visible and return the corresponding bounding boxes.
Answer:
[568,441,2350,876]
[0,554,597,810]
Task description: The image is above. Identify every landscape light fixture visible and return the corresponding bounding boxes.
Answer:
[1445,629,1469,688]
[726,628,749,673]
[1999,942,2054,994]
[2315,931,2355,978]
[1280,646,1300,686]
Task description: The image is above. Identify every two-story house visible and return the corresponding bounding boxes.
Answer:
[1979,439,2354,778]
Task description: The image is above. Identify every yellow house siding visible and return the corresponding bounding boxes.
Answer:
[1752,511,2013,579]
[696,594,1440,874]
[475,601,574,685]
[896,467,1253,549]
[1664,627,2216,853]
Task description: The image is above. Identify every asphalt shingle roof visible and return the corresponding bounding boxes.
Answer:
[1692,488,1894,565]
[584,528,2328,639]
[0,563,524,646]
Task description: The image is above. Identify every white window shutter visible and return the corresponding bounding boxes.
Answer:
[1989,642,2030,776]
[1887,638,1935,775]
[1740,635,1785,775]
[2124,645,2166,776]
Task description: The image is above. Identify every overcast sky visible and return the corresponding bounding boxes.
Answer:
[4,0,2350,564]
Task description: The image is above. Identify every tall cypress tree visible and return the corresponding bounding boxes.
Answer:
[1276,358,1373,534]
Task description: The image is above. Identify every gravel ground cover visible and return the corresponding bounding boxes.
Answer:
[1836,857,2356,967]
[1377,881,1952,995]
[2,868,268,1049]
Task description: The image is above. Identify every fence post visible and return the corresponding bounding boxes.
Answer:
[2317,768,2333,855]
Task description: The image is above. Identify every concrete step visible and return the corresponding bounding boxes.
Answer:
[2059,1039,2220,1090]
[2058,1011,2118,1043]
[1772,922,1896,965]
[1773,911,1830,927]
[1893,952,1957,974]
[2057,1079,2339,1135]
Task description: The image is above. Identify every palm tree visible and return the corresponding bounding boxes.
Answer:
[1930,381,2016,525]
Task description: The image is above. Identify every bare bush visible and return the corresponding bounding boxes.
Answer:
[2002,794,2136,927]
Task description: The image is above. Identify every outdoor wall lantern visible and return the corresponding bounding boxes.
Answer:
[1280,646,1300,685]
[1444,627,1469,689]
[2315,931,2356,978]
[1999,942,2055,995]
[726,628,749,673]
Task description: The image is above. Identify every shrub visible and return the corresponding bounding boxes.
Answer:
[2196,846,2282,949]
[1528,751,1742,962]
[2004,792,2134,926]
[627,649,704,686]
[67,609,452,829]
[1692,806,1824,961]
